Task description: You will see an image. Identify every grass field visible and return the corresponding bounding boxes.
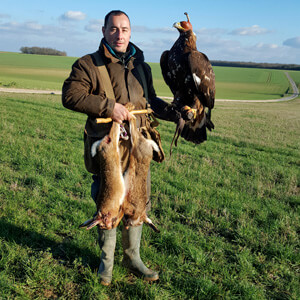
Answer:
[0,88,299,299]
[0,52,297,100]
[0,53,73,91]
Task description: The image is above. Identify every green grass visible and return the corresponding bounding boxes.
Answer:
[0,52,76,91]
[0,52,298,100]
[288,70,300,87]
[213,67,291,100]
[0,51,77,69]
[0,92,299,299]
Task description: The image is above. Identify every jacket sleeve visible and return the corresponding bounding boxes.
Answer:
[143,63,180,123]
[62,56,115,118]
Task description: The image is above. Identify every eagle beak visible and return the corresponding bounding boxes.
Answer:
[173,22,184,30]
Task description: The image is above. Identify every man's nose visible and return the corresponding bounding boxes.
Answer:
[116,30,123,39]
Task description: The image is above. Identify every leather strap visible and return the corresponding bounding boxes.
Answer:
[92,51,116,101]
[92,51,149,108]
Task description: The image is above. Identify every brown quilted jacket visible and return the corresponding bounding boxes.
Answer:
[62,39,157,138]
[62,39,169,173]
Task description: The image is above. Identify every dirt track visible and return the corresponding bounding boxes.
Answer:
[0,72,298,103]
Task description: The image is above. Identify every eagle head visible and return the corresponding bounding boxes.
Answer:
[173,12,193,32]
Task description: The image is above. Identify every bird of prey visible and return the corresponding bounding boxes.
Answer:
[160,12,215,148]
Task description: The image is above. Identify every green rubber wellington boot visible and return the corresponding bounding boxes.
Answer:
[97,227,117,286]
[122,225,159,281]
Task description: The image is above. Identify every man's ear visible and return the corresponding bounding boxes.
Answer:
[102,26,105,36]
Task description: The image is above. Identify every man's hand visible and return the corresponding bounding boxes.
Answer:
[111,103,131,123]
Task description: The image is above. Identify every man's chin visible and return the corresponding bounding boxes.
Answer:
[113,44,127,53]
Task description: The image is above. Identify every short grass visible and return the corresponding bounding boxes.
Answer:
[213,67,291,100]
[0,52,297,100]
[288,70,300,87]
[0,53,75,91]
[0,92,299,299]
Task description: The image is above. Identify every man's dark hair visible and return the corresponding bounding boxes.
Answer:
[104,10,130,28]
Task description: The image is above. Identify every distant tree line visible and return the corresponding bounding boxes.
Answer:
[20,47,67,56]
[211,60,300,71]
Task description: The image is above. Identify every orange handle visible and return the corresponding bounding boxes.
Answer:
[96,109,152,124]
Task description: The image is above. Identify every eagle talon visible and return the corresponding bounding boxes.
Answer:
[181,106,197,121]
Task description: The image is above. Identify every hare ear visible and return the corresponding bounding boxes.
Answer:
[147,140,160,153]
[79,218,94,228]
[91,138,105,157]
[79,212,103,230]
[145,217,160,233]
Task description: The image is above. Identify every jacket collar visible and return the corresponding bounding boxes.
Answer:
[99,38,144,66]
[102,38,136,63]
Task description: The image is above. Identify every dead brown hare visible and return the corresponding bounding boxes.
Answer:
[80,104,160,232]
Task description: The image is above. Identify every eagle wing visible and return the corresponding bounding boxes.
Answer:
[160,50,178,95]
[188,51,215,109]
[176,52,215,145]
[160,49,215,149]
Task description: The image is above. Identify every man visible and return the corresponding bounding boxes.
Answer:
[62,10,178,285]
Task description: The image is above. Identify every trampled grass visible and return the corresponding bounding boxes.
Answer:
[0,92,299,299]
[0,52,298,100]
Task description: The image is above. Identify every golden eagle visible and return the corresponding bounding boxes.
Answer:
[160,12,215,147]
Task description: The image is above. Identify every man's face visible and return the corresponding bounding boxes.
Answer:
[102,14,131,53]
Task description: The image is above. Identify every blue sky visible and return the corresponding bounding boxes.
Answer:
[1,0,300,64]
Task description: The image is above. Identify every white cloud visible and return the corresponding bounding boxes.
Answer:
[155,27,176,34]
[0,20,85,40]
[0,18,98,57]
[254,43,279,49]
[85,19,103,32]
[194,28,227,36]
[0,21,43,33]
[130,23,226,37]
[1,15,299,64]
[230,25,271,36]
[283,37,300,48]
[26,22,43,30]
[142,34,298,65]
[60,11,86,21]
[132,25,175,34]
[0,14,10,19]
[212,42,298,64]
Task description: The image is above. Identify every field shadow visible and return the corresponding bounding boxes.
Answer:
[0,219,99,269]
